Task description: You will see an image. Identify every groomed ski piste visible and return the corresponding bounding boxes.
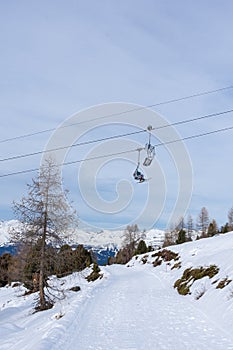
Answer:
[1,232,233,350]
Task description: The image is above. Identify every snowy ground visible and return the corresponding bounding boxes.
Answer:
[1,232,233,349]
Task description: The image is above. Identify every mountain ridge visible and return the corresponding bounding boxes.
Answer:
[0,220,165,249]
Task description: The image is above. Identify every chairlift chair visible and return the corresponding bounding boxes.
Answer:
[143,126,155,166]
[133,148,146,183]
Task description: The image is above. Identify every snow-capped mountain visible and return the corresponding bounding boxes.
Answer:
[0,220,165,249]
[0,220,24,245]
[0,220,165,264]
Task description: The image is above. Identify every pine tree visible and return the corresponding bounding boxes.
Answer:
[207,219,218,237]
[135,240,148,254]
[176,229,186,244]
[220,223,229,234]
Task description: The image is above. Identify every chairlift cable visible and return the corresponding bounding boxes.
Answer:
[1,124,233,178]
[1,108,233,164]
[1,85,233,144]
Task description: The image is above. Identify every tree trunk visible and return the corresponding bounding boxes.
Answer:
[39,211,47,309]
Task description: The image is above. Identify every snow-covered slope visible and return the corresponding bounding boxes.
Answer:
[130,232,233,330]
[1,232,233,349]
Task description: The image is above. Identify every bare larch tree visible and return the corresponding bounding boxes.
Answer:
[13,158,77,310]
[187,214,194,240]
[228,207,233,231]
[196,207,209,238]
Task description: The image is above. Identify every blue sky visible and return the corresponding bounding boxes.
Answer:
[1,0,233,230]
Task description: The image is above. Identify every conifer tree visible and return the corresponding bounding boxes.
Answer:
[135,240,148,254]
[176,229,186,244]
[13,158,77,310]
[207,219,218,237]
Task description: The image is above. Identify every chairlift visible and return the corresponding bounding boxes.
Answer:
[133,148,146,183]
[143,125,155,166]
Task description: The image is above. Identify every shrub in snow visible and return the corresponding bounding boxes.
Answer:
[171,262,182,270]
[11,282,21,288]
[152,249,180,267]
[153,257,162,267]
[86,263,103,282]
[70,286,81,292]
[141,255,149,264]
[216,278,232,289]
[174,265,219,296]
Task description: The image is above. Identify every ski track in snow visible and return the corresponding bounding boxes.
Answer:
[1,262,233,349]
[53,266,233,350]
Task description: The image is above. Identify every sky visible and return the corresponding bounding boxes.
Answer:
[1,0,233,230]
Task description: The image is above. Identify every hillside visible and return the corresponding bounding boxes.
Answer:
[1,232,233,349]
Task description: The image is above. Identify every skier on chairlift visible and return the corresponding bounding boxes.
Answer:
[133,167,145,183]
[133,148,146,183]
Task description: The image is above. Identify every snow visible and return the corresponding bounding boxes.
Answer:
[74,229,125,248]
[0,220,165,248]
[1,232,233,349]
[144,228,165,247]
[0,220,23,245]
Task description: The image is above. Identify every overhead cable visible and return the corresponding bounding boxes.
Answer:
[1,108,233,163]
[1,123,233,178]
[1,84,233,144]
